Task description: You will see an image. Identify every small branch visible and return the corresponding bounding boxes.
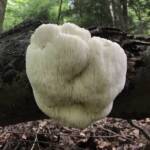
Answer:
[0,19,150,126]
[97,126,132,142]
[122,40,150,47]
[30,128,41,150]
[128,120,150,141]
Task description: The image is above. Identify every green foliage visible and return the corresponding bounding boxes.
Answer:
[66,0,113,27]
[4,0,60,30]
[3,0,150,34]
[128,0,150,34]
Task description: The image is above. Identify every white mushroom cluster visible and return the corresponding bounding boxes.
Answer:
[26,23,127,128]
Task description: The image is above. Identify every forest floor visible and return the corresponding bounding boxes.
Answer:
[0,118,150,150]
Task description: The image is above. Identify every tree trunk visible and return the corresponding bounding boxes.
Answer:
[0,20,150,127]
[101,0,114,26]
[111,0,118,27]
[0,0,7,33]
[111,0,128,30]
[122,0,128,31]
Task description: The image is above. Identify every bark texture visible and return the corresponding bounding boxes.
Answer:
[0,0,7,33]
[0,20,150,126]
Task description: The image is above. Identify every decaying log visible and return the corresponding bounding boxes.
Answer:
[0,20,150,126]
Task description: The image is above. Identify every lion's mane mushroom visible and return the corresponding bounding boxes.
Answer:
[26,23,127,128]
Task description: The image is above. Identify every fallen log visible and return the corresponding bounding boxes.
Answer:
[0,20,150,126]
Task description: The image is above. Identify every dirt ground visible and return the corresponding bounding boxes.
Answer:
[0,118,150,150]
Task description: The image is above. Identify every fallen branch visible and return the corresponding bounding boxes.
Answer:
[0,20,150,126]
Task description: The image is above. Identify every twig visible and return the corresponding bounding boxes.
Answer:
[14,142,21,150]
[4,139,50,144]
[3,129,131,140]
[30,128,41,150]
[2,142,9,150]
[97,125,133,142]
[128,119,150,141]
[122,40,150,47]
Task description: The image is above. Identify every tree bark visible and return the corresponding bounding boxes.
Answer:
[101,0,114,26]
[111,0,128,30]
[0,20,150,127]
[0,0,7,33]
[111,0,118,27]
[122,0,128,31]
